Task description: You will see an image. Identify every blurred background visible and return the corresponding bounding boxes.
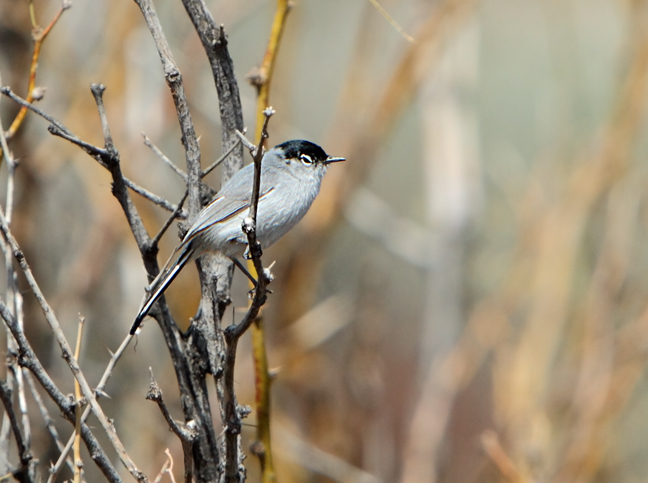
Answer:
[2,0,648,481]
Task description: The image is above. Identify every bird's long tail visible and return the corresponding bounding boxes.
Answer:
[130,246,194,335]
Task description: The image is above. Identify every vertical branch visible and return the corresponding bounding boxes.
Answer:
[247,4,292,481]
[222,111,274,483]
[0,381,35,483]
[250,0,292,147]
[133,0,202,218]
[72,316,86,483]
[250,317,274,482]
[179,0,245,182]
[0,87,31,480]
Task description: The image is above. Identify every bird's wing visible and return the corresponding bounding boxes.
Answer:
[183,187,275,243]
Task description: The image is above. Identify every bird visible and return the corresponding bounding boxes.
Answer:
[130,139,345,334]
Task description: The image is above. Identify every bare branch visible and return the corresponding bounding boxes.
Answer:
[152,191,188,249]
[24,372,75,475]
[133,0,202,218]
[221,108,274,483]
[178,0,245,183]
[202,138,242,178]
[0,208,147,482]
[123,177,186,216]
[49,332,137,482]
[234,130,257,156]
[0,381,35,483]
[146,371,198,444]
[0,301,123,483]
[143,133,188,181]
[3,0,71,142]
[2,87,185,220]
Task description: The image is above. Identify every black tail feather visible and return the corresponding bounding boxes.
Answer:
[130,247,193,335]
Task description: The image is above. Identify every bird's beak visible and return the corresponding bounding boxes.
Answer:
[324,156,346,165]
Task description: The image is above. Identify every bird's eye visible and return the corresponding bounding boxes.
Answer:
[300,154,314,165]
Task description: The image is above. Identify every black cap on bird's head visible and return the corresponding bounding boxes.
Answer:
[276,140,345,166]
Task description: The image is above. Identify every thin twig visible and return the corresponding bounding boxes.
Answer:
[0,301,123,483]
[1,87,185,218]
[49,333,136,482]
[202,139,242,178]
[133,0,202,218]
[146,370,198,444]
[123,177,185,216]
[73,316,86,483]
[1,86,69,135]
[222,108,274,483]
[0,381,34,481]
[235,130,257,155]
[151,191,188,249]
[178,0,244,183]
[0,208,147,482]
[23,372,75,474]
[143,133,188,180]
[3,0,71,142]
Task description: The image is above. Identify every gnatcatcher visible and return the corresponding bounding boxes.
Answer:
[130,139,345,334]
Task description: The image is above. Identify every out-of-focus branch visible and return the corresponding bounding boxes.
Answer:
[276,0,478,328]
[480,430,527,483]
[3,1,70,143]
[367,0,415,43]
[249,0,292,146]
[153,450,177,483]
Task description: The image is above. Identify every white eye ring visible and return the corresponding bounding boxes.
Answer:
[300,154,314,165]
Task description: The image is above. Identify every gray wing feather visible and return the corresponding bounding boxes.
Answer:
[183,161,275,243]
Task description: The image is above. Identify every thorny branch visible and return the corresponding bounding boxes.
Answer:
[0,87,186,218]
[146,372,199,444]
[248,3,293,479]
[0,301,123,483]
[222,109,275,483]
[1,0,271,480]
[0,208,147,482]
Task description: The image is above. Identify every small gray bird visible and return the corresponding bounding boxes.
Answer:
[130,139,345,334]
